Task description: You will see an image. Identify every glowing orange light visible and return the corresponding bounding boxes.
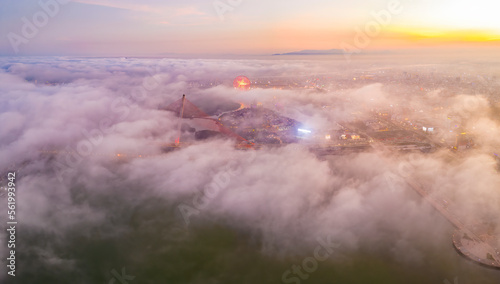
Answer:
[233,76,251,91]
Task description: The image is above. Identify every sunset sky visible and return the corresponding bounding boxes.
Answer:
[1,0,499,56]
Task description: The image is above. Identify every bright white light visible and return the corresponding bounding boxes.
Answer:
[298,129,312,134]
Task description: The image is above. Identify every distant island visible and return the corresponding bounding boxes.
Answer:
[272,49,345,56]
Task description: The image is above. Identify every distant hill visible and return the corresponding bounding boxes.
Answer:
[272,49,345,56]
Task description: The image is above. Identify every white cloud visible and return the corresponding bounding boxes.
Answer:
[0,56,499,282]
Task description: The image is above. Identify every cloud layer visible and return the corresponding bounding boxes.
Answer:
[0,56,500,283]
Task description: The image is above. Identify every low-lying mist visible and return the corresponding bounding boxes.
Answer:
[1,56,499,283]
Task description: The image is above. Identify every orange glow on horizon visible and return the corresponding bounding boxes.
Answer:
[383,26,500,44]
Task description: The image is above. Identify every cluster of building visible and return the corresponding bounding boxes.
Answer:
[218,106,302,144]
[179,62,498,153]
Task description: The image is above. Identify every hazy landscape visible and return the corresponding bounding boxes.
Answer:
[1,0,500,283]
